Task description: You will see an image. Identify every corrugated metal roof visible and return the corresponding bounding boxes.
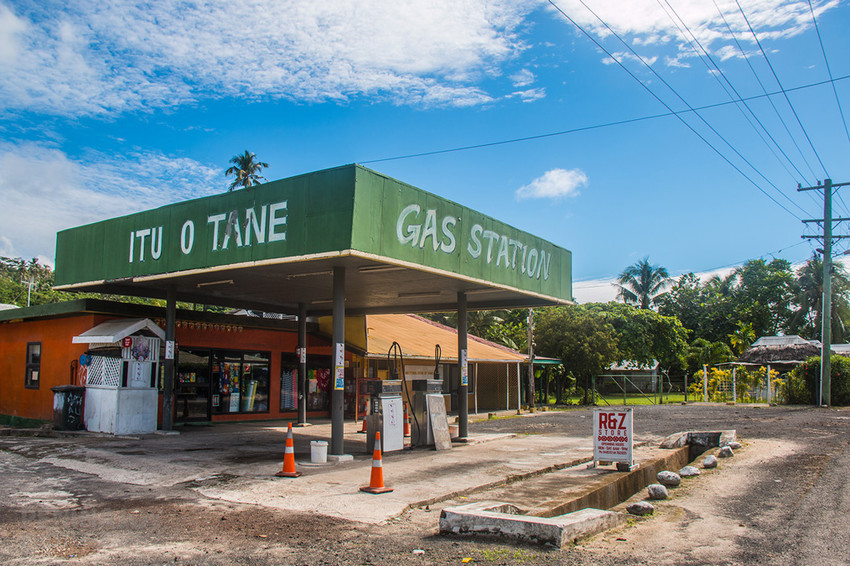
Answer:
[365,314,526,362]
[72,318,166,344]
[751,335,816,347]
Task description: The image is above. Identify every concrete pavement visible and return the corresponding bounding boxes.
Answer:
[0,414,672,524]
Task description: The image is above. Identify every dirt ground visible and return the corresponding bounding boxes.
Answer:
[2,404,849,565]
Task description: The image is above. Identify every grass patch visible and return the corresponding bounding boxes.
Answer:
[0,414,48,428]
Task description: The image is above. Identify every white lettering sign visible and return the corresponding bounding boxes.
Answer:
[395,205,552,281]
[593,408,634,466]
[127,200,288,264]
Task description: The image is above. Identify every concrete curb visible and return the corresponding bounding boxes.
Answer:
[439,501,624,548]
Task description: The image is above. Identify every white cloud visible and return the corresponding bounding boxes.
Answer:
[0,142,219,262]
[510,68,536,87]
[0,0,540,117]
[552,0,839,67]
[509,87,546,103]
[516,168,588,200]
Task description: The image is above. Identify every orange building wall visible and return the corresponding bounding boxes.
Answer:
[0,315,97,421]
[1,312,340,424]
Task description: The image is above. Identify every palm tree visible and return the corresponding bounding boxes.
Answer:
[793,253,850,342]
[225,150,269,191]
[615,257,670,309]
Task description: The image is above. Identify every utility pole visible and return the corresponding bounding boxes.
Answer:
[527,308,535,410]
[800,179,850,406]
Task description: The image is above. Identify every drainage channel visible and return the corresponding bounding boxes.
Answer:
[439,433,731,549]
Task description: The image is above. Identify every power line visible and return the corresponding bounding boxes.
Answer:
[807,0,850,217]
[808,0,850,147]
[657,0,806,189]
[713,0,820,184]
[548,0,805,221]
[659,0,823,218]
[733,0,830,179]
[360,73,850,166]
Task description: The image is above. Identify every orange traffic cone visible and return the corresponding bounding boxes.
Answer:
[360,431,393,494]
[275,423,302,478]
[358,417,368,434]
[403,404,411,437]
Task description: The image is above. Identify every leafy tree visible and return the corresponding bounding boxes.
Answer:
[423,309,528,351]
[734,259,796,338]
[615,256,670,309]
[684,338,732,377]
[535,306,618,403]
[790,253,850,343]
[584,302,688,370]
[225,150,269,191]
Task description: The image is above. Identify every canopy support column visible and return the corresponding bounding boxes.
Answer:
[458,291,469,439]
[331,266,346,456]
[297,302,307,425]
[161,285,176,431]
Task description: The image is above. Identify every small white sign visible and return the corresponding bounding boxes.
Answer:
[299,347,306,364]
[460,349,468,387]
[165,340,175,360]
[380,396,404,452]
[593,408,633,466]
[334,343,345,390]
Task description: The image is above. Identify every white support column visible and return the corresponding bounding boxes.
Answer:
[765,364,773,405]
[516,362,521,412]
[474,363,479,415]
[732,366,737,404]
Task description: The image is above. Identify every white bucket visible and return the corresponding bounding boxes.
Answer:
[310,440,328,463]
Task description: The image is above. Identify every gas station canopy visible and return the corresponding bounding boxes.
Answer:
[55,165,572,313]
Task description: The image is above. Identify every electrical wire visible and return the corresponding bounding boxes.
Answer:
[807,0,850,216]
[657,0,807,191]
[733,0,830,180]
[389,341,421,446]
[547,0,806,221]
[360,73,850,166]
[713,0,820,184]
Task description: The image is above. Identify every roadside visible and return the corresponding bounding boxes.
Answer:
[1,404,848,565]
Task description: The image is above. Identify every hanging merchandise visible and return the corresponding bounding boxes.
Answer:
[316,368,331,392]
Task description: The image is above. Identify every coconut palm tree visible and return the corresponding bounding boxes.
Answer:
[792,253,850,342]
[225,150,269,191]
[615,257,670,309]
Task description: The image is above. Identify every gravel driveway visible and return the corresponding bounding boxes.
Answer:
[1,404,847,565]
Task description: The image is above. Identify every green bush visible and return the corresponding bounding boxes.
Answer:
[789,356,850,405]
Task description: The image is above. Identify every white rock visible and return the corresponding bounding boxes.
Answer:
[726,441,743,450]
[718,446,734,458]
[679,465,700,477]
[656,471,682,486]
[627,501,655,516]
[647,483,668,500]
[703,455,718,468]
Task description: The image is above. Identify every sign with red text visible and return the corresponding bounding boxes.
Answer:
[593,408,633,466]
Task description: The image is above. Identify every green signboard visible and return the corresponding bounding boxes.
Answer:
[55,165,571,302]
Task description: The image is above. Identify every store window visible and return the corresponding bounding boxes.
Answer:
[212,350,270,414]
[25,342,41,389]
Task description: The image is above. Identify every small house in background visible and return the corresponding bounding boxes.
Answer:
[599,360,660,395]
[738,335,822,368]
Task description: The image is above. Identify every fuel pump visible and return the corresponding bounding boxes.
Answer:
[410,344,445,448]
[364,342,404,453]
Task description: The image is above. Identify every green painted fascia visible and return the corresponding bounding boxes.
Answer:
[350,165,572,301]
[55,165,358,286]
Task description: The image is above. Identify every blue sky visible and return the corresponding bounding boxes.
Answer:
[1,0,848,302]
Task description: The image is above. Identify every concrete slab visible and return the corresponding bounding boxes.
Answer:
[439,501,624,548]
